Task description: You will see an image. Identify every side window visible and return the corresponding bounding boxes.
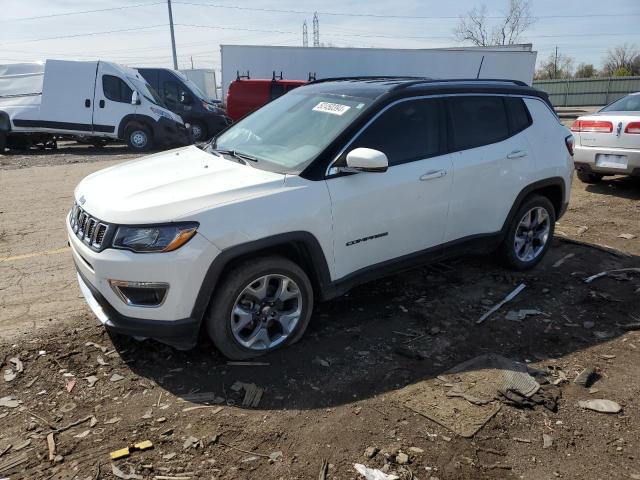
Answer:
[348,98,443,167]
[448,96,509,151]
[163,81,180,103]
[504,97,532,134]
[102,75,133,103]
[270,83,286,100]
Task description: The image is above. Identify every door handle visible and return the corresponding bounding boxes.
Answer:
[420,169,447,181]
[84,99,91,108]
[507,150,528,159]
[99,99,105,108]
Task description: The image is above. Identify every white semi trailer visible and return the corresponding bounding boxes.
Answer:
[220,44,537,98]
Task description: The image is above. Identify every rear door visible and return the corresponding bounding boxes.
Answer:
[92,62,135,137]
[444,95,534,242]
[38,60,97,132]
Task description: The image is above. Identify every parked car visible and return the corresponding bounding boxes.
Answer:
[572,92,640,183]
[137,67,231,141]
[226,72,307,121]
[0,60,189,152]
[68,77,573,359]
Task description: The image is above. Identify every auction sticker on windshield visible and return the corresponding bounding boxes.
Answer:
[313,102,351,116]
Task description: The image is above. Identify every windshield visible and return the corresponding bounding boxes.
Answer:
[213,90,373,173]
[127,76,165,106]
[600,94,640,112]
[174,71,209,102]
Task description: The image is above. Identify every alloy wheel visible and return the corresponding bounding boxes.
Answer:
[514,206,551,262]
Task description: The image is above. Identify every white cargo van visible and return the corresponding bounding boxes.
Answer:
[0,60,190,152]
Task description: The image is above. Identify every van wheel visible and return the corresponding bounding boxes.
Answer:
[190,121,207,141]
[577,171,603,184]
[205,256,314,360]
[125,125,153,151]
[498,194,556,270]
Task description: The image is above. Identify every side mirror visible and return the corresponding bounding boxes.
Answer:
[131,91,141,105]
[181,92,193,105]
[340,148,388,173]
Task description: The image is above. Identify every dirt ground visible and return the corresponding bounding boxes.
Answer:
[1,142,640,480]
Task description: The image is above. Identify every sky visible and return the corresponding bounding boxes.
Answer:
[0,0,639,75]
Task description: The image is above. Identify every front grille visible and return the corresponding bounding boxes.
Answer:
[69,203,109,251]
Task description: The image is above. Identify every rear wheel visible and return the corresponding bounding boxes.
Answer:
[577,171,603,184]
[125,124,153,151]
[205,256,314,359]
[498,194,555,270]
[0,132,6,153]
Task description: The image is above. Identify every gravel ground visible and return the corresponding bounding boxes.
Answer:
[0,141,639,480]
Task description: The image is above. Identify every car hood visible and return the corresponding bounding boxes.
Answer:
[74,146,286,224]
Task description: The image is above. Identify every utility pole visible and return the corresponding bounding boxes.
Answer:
[553,45,558,79]
[167,0,178,70]
[303,20,308,47]
[190,56,194,69]
[312,12,319,47]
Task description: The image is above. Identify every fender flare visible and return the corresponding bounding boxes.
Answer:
[501,177,567,233]
[190,231,333,324]
[117,114,156,140]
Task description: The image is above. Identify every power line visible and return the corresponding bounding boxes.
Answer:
[0,2,163,23]
[0,25,168,46]
[172,1,640,20]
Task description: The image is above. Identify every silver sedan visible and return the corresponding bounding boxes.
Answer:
[572,93,640,183]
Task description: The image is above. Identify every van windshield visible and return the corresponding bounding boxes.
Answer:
[212,90,373,174]
[127,76,165,106]
[174,71,209,102]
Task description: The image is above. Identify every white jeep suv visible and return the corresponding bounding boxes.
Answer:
[68,78,574,359]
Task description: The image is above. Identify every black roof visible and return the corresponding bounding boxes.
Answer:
[303,76,550,105]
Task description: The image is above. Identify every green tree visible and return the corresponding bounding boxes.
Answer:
[574,63,597,78]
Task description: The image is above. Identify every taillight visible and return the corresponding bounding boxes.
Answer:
[565,135,575,156]
[625,121,640,134]
[570,120,613,133]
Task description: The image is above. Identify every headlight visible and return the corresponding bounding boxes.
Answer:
[112,222,198,253]
[202,101,221,114]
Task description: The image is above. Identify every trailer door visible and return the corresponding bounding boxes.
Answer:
[38,60,97,133]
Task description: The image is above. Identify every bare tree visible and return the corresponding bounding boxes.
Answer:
[534,51,574,80]
[602,44,639,76]
[455,0,535,46]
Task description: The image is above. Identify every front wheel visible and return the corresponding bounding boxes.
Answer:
[125,125,153,151]
[190,121,207,142]
[205,256,314,359]
[0,132,6,153]
[498,194,556,270]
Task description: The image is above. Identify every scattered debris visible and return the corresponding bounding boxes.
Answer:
[269,451,283,462]
[318,459,329,480]
[553,253,575,267]
[477,284,526,324]
[180,392,225,404]
[85,341,108,352]
[231,381,263,408]
[105,417,122,425]
[110,440,154,460]
[183,436,201,450]
[66,378,76,393]
[543,434,553,449]
[74,430,90,439]
[110,373,125,382]
[577,226,589,235]
[578,399,622,414]
[512,437,531,443]
[97,356,109,366]
[364,446,379,459]
[3,357,23,382]
[584,268,640,284]
[504,309,543,321]
[313,357,330,367]
[0,452,28,475]
[0,396,21,408]
[0,444,11,457]
[162,452,177,460]
[46,433,56,461]
[181,405,223,414]
[574,367,596,387]
[354,463,400,480]
[85,375,99,387]
[13,440,31,451]
[111,463,143,480]
[395,452,409,464]
[409,447,424,454]
[618,233,636,240]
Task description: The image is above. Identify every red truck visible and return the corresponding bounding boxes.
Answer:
[226,72,309,122]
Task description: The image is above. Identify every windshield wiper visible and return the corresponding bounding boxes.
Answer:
[215,149,259,164]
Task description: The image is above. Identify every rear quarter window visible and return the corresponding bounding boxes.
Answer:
[504,97,532,134]
[448,96,509,151]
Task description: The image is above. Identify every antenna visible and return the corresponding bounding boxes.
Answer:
[312,12,319,47]
[303,20,308,47]
[476,55,485,79]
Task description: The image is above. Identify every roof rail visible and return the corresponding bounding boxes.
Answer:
[308,75,428,85]
[393,78,529,90]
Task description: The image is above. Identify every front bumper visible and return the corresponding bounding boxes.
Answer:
[153,117,192,147]
[67,213,220,349]
[574,145,640,176]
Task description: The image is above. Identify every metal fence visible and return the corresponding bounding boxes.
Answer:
[532,76,640,107]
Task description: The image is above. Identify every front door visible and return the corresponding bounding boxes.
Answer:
[92,62,137,137]
[326,97,453,280]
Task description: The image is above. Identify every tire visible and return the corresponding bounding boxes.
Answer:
[125,124,153,151]
[0,132,6,153]
[190,121,207,142]
[205,256,314,360]
[498,194,556,270]
[577,171,603,184]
